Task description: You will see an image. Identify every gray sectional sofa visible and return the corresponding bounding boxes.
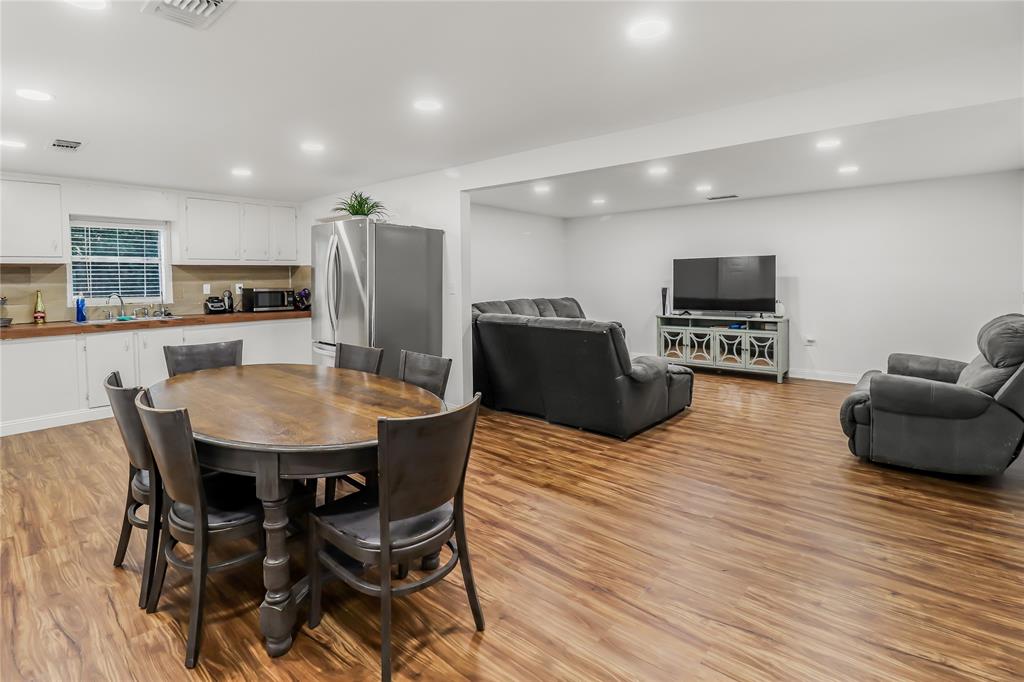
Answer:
[471,297,693,439]
[840,313,1024,475]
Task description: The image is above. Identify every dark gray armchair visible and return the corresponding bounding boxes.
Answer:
[840,314,1024,475]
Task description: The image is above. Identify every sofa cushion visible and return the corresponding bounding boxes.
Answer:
[977,313,1024,368]
[472,300,512,316]
[957,354,1017,396]
[506,298,541,316]
[535,297,585,318]
[527,317,631,373]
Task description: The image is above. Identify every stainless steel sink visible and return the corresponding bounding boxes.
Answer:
[74,316,181,325]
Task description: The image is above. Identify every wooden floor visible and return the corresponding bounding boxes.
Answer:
[2,374,1022,681]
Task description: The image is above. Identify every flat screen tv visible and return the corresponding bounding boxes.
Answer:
[673,255,776,313]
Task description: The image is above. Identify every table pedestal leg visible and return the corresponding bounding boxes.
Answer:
[258,479,295,657]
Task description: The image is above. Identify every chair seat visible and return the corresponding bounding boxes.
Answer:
[315,489,453,550]
[170,475,261,531]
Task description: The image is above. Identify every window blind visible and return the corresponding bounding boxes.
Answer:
[70,225,164,300]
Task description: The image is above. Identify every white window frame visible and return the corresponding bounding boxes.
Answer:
[66,217,174,307]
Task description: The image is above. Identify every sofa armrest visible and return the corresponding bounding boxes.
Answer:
[886,353,967,383]
[871,373,992,420]
[627,355,668,383]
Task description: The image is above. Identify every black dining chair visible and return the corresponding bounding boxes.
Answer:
[335,342,385,374]
[307,394,485,682]
[396,349,454,571]
[323,342,386,504]
[164,339,243,377]
[105,371,161,609]
[135,388,265,669]
[397,349,452,398]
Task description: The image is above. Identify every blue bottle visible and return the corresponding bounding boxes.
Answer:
[75,293,87,322]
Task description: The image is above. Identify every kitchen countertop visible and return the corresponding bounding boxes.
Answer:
[0,310,312,341]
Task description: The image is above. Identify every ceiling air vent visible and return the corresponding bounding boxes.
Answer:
[51,139,83,153]
[142,0,235,30]
[706,194,739,201]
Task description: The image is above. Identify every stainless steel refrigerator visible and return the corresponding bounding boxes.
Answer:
[311,217,444,377]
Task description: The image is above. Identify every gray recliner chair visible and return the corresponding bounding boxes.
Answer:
[840,314,1024,475]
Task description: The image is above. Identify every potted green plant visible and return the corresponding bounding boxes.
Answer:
[334,191,389,221]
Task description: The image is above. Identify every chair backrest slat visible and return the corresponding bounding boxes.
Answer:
[135,389,204,510]
[104,371,153,472]
[335,343,384,374]
[398,349,452,398]
[164,340,243,377]
[378,394,481,523]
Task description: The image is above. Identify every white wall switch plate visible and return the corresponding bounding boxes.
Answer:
[203,283,211,295]
[235,282,243,295]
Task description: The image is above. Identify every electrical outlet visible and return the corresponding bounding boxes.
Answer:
[202,283,211,295]
[804,337,817,347]
[235,282,243,295]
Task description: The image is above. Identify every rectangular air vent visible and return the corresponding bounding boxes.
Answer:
[142,0,235,30]
[706,194,739,201]
[51,139,83,153]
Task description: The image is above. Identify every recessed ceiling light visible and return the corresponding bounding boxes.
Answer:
[231,167,252,177]
[0,140,26,149]
[838,165,859,175]
[300,141,325,153]
[695,184,713,193]
[16,89,53,102]
[591,197,607,206]
[64,0,108,9]
[816,138,841,150]
[627,18,671,43]
[413,97,443,112]
[647,165,669,177]
[533,183,551,194]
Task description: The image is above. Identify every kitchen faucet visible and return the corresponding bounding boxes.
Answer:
[106,293,126,318]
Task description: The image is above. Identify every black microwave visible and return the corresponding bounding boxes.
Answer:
[240,288,294,312]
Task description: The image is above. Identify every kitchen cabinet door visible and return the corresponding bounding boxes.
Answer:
[136,328,185,387]
[0,337,80,426]
[241,204,270,261]
[84,332,137,408]
[270,206,297,262]
[184,198,240,260]
[244,319,311,364]
[0,180,63,262]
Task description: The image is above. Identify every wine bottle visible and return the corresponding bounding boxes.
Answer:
[32,289,46,324]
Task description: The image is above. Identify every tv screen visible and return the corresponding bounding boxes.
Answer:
[673,256,776,313]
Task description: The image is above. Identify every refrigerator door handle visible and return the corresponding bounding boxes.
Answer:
[326,232,339,334]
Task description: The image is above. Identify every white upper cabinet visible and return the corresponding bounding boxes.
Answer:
[241,203,270,261]
[183,197,240,261]
[1,180,64,262]
[270,206,298,262]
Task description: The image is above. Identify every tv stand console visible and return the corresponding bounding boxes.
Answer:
[656,314,789,383]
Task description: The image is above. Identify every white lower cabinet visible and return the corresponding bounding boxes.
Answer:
[0,336,80,425]
[0,317,312,436]
[84,332,137,408]
[137,328,186,387]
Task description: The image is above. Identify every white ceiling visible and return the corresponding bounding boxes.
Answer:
[1,1,1021,202]
[469,100,1024,218]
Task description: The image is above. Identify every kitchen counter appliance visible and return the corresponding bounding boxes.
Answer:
[312,218,443,378]
[241,288,294,312]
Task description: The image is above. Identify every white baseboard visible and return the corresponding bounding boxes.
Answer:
[1,406,112,437]
[789,368,861,384]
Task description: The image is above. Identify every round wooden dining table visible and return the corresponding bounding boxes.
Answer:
[147,363,446,657]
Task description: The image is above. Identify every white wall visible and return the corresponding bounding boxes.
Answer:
[299,50,1021,401]
[469,205,567,302]
[564,172,1023,382]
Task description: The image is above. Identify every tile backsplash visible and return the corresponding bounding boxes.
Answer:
[1,264,312,324]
